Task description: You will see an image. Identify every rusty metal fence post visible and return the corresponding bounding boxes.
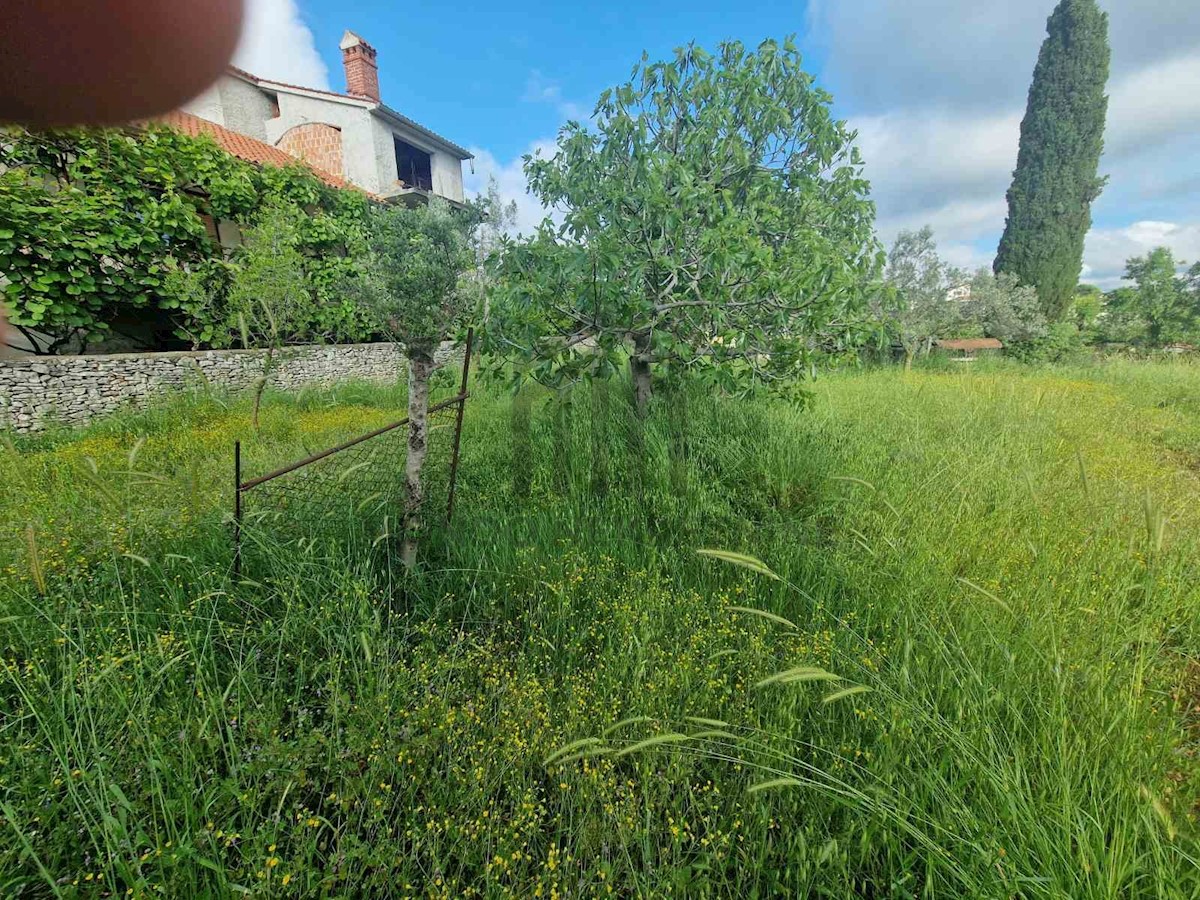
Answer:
[445,327,473,524]
[230,328,475,575]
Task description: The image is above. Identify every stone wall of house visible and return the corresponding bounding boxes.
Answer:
[0,342,461,433]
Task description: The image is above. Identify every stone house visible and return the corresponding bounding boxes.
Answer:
[182,31,472,205]
[1,31,472,357]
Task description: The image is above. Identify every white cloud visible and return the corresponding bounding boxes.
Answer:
[1106,53,1200,155]
[463,140,559,237]
[848,47,1200,266]
[937,241,996,273]
[522,71,560,105]
[852,110,1018,244]
[522,71,587,121]
[1083,220,1200,287]
[853,110,1020,203]
[808,0,1047,114]
[233,0,330,89]
[810,0,1200,115]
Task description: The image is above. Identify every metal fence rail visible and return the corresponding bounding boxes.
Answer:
[232,329,472,576]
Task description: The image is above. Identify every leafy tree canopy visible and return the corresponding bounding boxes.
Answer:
[227,200,314,351]
[1104,247,1199,347]
[1072,284,1104,335]
[483,38,880,411]
[965,269,1047,347]
[357,199,475,361]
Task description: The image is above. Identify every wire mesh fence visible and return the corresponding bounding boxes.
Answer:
[232,331,472,576]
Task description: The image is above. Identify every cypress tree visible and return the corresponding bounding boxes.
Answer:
[995,0,1110,321]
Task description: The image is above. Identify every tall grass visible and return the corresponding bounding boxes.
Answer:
[1,359,1197,896]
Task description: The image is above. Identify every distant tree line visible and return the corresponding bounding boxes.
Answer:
[1089,249,1200,348]
[878,226,1199,363]
[877,0,1199,362]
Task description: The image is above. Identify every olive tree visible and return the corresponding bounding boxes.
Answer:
[357,199,473,567]
[225,201,314,430]
[964,269,1047,346]
[483,38,879,414]
[881,227,960,369]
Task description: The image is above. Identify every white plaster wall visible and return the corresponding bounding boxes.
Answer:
[430,149,465,203]
[266,94,379,192]
[217,78,275,141]
[182,82,224,125]
[371,119,401,194]
[181,75,274,141]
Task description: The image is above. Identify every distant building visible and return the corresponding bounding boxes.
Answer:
[182,31,472,206]
[946,283,972,302]
[936,337,1003,360]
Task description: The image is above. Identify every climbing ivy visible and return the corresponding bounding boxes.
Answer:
[0,124,373,353]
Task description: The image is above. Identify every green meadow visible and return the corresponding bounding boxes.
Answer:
[2,359,1198,897]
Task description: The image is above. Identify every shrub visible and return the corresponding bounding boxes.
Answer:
[0,124,371,353]
[1006,320,1085,362]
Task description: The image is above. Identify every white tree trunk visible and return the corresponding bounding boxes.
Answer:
[251,346,275,432]
[401,353,435,568]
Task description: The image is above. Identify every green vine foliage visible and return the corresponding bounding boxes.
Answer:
[0,124,372,353]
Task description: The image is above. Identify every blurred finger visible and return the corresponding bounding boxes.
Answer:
[0,0,243,126]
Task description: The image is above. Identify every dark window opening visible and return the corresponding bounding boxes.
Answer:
[393,137,432,192]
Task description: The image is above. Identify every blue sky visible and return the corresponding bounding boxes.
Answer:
[234,0,1200,287]
[250,0,831,161]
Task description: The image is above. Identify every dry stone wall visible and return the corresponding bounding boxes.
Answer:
[0,342,459,433]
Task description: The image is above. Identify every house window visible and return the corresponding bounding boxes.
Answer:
[393,137,432,191]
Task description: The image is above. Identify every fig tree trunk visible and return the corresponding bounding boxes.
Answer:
[402,352,435,568]
[630,331,653,416]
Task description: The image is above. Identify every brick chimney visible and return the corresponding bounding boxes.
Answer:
[339,31,380,102]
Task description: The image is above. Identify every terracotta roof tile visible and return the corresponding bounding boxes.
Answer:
[155,110,368,195]
[937,338,1004,351]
